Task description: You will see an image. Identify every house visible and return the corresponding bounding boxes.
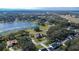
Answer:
[35,33,43,39]
[7,40,18,47]
[74,33,79,37]
[67,35,74,40]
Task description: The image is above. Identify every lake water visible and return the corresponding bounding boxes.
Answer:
[0,22,38,32]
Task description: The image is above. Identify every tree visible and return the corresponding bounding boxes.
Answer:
[8,33,16,40]
[37,19,47,26]
[0,41,6,51]
[34,26,40,32]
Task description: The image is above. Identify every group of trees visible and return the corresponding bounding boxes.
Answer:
[46,14,79,51]
[16,34,36,51]
[0,13,32,23]
[69,22,79,29]
[0,13,48,23]
[47,25,75,42]
[0,30,37,51]
[48,15,70,27]
[0,35,6,51]
[37,19,47,26]
[64,38,79,51]
[33,25,41,32]
[14,30,37,51]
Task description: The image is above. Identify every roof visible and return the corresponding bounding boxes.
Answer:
[35,33,43,38]
[7,40,18,46]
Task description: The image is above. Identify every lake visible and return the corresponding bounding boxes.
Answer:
[0,22,38,32]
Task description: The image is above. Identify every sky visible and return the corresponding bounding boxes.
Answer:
[0,0,79,9]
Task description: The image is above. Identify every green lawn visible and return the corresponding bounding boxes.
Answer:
[36,45,43,49]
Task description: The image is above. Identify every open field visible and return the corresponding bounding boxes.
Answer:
[60,15,79,23]
[69,18,79,23]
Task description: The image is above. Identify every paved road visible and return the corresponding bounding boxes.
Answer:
[39,43,50,51]
[9,47,14,51]
[61,38,69,46]
[61,33,79,47]
[31,38,48,49]
[32,39,38,45]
